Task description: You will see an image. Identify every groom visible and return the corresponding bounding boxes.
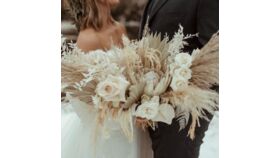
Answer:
[139,0,219,158]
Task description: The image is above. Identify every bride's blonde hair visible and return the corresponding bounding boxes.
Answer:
[66,0,113,31]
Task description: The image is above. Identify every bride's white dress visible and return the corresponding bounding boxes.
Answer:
[61,102,153,158]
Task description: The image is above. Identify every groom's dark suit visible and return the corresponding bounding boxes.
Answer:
[139,0,219,158]
[139,0,219,52]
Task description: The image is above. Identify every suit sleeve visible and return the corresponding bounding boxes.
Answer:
[197,0,219,45]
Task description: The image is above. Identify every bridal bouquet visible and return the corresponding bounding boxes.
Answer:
[61,26,219,140]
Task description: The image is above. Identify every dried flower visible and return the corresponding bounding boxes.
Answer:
[152,103,175,125]
[96,75,129,102]
[133,96,175,124]
[134,96,160,120]
[174,65,192,80]
[170,65,192,91]
[174,53,192,67]
[170,76,188,91]
[61,28,219,140]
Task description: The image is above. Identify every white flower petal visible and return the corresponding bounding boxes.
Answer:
[96,75,129,102]
[133,96,160,120]
[152,104,175,125]
[175,53,192,67]
[170,76,188,91]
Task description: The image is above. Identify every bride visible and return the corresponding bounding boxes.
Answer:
[61,0,153,158]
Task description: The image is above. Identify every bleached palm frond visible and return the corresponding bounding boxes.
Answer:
[154,73,171,96]
[63,82,96,105]
[138,32,171,73]
[61,62,87,86]
[62,49,105,106]
[123,81,146,109]
[190,32,219,90]
[120,38,144,84]
[176,107,190,131]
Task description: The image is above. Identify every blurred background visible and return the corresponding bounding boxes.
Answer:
[61,0,148,42]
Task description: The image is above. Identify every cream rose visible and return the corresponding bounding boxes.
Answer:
[170,76,188,91]
[174,53,192,67]
[170,65,192,91]
[96,75,129,102]
[133,96,175,124]
[174,66,192,80]
[134,96,160,120]
[153,103,175,125]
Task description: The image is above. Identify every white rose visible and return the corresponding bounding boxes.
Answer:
[133,96,175,125]
[153,103,175,125]
[170,65,192,91]
[96,75,129,102]
[174,53,192,67]
[170,76,188,91]
[174,66,192,81]
[134,96,160,120]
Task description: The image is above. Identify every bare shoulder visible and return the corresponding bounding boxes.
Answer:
[76,28,101,52]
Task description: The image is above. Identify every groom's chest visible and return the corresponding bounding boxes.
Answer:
[144,0,199,36]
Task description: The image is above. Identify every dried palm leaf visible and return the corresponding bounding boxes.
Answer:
[190,32,219,89]
[143,48,162,71]
[153,73,171,96]
[61,62,86,86]
[187,112,197,140]
[138,32,170,71]
[123,81,146,109]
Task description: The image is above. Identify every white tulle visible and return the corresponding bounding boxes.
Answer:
[61,103,153,158]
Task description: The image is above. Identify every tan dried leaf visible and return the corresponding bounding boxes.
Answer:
[123,81,146,109]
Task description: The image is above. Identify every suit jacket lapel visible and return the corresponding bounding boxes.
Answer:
[149,0,168,22]
[139,0,151,38]
[139,0,169,38]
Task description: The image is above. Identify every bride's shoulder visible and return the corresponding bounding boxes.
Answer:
[76,28,101,52]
